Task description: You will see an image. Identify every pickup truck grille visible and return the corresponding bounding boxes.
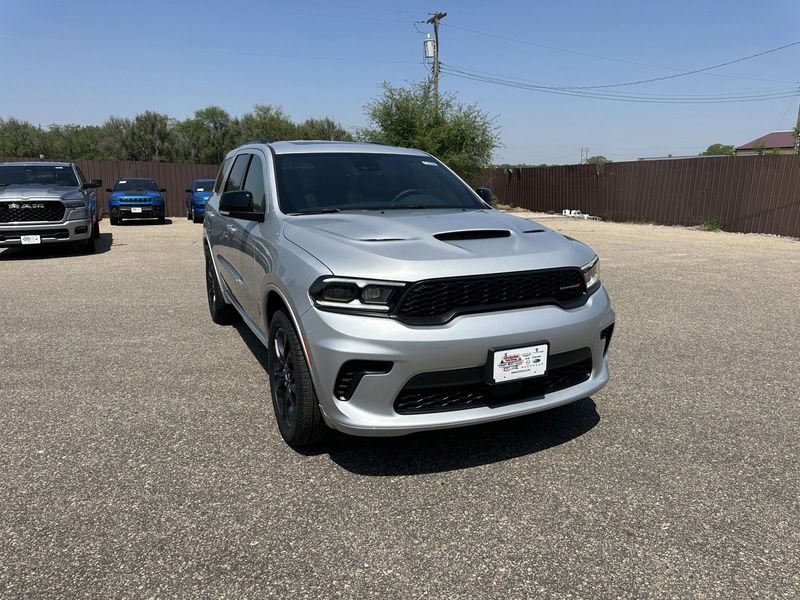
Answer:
[0,201,66,223]
[395,268,587,324]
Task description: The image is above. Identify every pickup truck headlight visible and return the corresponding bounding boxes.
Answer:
[581,256,600,289]
[63,200,85,208]
[310,277,406,313]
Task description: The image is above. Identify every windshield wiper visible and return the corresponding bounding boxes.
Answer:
[287,208,341,215]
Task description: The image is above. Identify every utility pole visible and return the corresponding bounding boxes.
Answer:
[426,11,447,110]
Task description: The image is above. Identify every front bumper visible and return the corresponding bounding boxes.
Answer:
[111,204,164,219]
[0,217,92,246]
[299,286,615,436]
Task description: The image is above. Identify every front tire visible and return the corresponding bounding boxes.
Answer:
[205,246,237,325]
[192,212,203,224]
[267,310,326,448]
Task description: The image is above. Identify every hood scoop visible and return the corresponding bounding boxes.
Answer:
[434,229,511,241]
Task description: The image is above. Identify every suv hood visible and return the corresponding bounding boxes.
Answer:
[0,185,83,202]
[283,209,595,281]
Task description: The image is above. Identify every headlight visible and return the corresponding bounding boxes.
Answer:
[581,256,600,289]
[69,208,89,219]
[309,277,406,313]
[63,200,85,208]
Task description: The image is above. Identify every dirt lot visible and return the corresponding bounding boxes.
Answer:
[1,216,798,599]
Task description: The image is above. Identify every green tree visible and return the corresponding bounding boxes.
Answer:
[126,111,175,161]
[296,117,353,141]
[585,155,610,164]
[0,118,47,158]
[230,104,297,145]
[46,124,104,160]
[360,81,499,178]
[96,116,133,160]
[174,106,232,164]
[700,143,735,156]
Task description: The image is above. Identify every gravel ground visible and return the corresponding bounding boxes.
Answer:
[1,216,798,599]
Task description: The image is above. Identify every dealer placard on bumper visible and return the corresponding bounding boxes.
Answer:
[492,344,549,383]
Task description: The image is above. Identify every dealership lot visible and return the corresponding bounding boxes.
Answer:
[1,217,798,598]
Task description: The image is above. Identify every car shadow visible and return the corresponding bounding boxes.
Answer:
[0,232,114,260]
[321,398,599,475]
[114,218,173,226]
[232,320,600,476]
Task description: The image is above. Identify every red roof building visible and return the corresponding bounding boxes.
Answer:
[736,131,797,155]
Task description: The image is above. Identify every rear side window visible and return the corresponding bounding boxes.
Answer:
[214,157,233,194]
[243,154,266,212]
[224,154,251,193]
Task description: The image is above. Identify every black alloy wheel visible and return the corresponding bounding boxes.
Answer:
[267,310,326,448]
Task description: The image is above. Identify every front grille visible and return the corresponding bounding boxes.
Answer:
[395,268,587,324]
[0,228,69,242]
[0,201,65,223]
[394,348,592,415]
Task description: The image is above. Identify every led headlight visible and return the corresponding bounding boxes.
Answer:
[310,277,406,313]
[581,256,600,289]
[69,208,89,219]
[63,200,85,208]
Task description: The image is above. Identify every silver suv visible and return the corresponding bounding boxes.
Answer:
[204,141,615,448]
[0,162,102,252]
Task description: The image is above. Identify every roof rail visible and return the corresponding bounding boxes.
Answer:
[241,138,274,145]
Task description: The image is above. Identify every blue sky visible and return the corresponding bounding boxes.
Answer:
[3,0,799,164]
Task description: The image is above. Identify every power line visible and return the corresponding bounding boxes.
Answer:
[440,64,799,104]
[568,40,800,89]
[441,23,798,85]
[442,63,795,98]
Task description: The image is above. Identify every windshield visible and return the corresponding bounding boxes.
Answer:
[193,180,214,192]
[275,153,485,214]
[113,178,159,192]
[0,165,78,187]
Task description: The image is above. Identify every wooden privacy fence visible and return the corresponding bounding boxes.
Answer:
[1,157,219,218]
[473,155,800,238]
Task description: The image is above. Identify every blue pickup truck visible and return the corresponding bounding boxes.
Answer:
[185,179,215,223]
[106,178,167,225]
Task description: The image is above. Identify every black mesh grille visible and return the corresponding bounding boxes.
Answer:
[394,351,593,415]
[395,268,587,324]
[0,201,65,223]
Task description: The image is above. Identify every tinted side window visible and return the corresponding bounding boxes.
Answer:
[243,154,266,212]
[214,157,233,193]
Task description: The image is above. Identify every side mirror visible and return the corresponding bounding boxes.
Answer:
[185,188,193,194]
[82,179,102,189]
[475,187,493,204]
[219,190,264,222]
[104,188,113,193]
[160,188,167,193]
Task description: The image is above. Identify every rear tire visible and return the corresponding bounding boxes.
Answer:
[205,246,237,325]
[187,209,192,220]
[92,217,100,239]
[267,310,326,448]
